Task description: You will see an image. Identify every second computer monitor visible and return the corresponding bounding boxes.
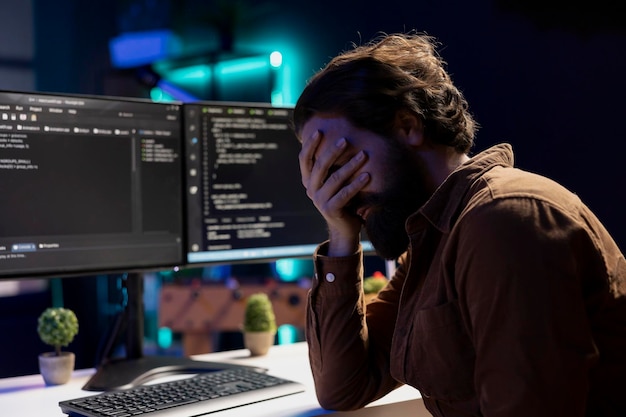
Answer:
[183,102,342,265]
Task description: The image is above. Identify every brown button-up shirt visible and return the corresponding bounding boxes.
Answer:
[306,144,626,416]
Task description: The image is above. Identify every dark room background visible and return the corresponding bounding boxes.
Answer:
[0,0,624,377]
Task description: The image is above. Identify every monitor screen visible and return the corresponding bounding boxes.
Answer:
[0,90,184,279]
[183,101,372,265]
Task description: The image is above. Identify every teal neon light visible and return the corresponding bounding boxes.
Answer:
[275,258,313,282]
[167,64,212,81]
[151,48,299,105]
[216,57,269,75]
[277,324,299,345]
[150,87,176,102]
[157,326,173,349]
[269,51,282,68]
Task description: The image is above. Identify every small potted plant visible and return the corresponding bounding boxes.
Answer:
[37,307,79,385]
[242,293,277,356]
[363,271,388,304]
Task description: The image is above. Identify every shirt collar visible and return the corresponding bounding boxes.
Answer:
[408,143,515,234]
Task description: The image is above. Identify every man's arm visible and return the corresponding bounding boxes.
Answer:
[305,243,404,411]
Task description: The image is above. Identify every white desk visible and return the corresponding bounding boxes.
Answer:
[0,342,428,416]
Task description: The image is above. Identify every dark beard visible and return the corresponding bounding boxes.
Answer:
[363,194,415,260]
[350,143,430,260]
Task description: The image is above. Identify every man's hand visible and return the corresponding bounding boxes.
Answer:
[299,130,370,256]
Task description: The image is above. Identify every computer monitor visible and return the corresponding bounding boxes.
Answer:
[183,101,373,267]
[0,90,245,391]
[0,90,184,278]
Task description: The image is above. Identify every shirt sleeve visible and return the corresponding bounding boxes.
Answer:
[305,241,403,411]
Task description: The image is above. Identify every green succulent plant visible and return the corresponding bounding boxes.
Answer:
[363,274,387,294]
[37,307,79,356]
[243,293,277,333]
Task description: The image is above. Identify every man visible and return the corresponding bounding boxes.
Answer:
[293,32,626,417]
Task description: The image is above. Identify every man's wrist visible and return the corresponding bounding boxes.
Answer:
[327,233,360,257]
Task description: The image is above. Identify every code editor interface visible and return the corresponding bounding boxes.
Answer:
[0,91,183,277]
[184,102,327,264]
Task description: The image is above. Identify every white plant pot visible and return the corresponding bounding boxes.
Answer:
[38,351,75,386]
[243,331,275,356]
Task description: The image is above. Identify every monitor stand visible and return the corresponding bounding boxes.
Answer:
[82,272,264,391]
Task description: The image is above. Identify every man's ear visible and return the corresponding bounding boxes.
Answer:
[394,110,424,147]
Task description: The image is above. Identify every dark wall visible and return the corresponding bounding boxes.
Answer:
[0,289,51,377]
[33,0,117,95]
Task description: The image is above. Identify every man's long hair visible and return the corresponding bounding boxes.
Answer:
[293,32,478,154]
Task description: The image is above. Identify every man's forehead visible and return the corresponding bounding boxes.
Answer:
[303,114,355,140]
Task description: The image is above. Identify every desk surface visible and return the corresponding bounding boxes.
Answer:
[0,342,427,417]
